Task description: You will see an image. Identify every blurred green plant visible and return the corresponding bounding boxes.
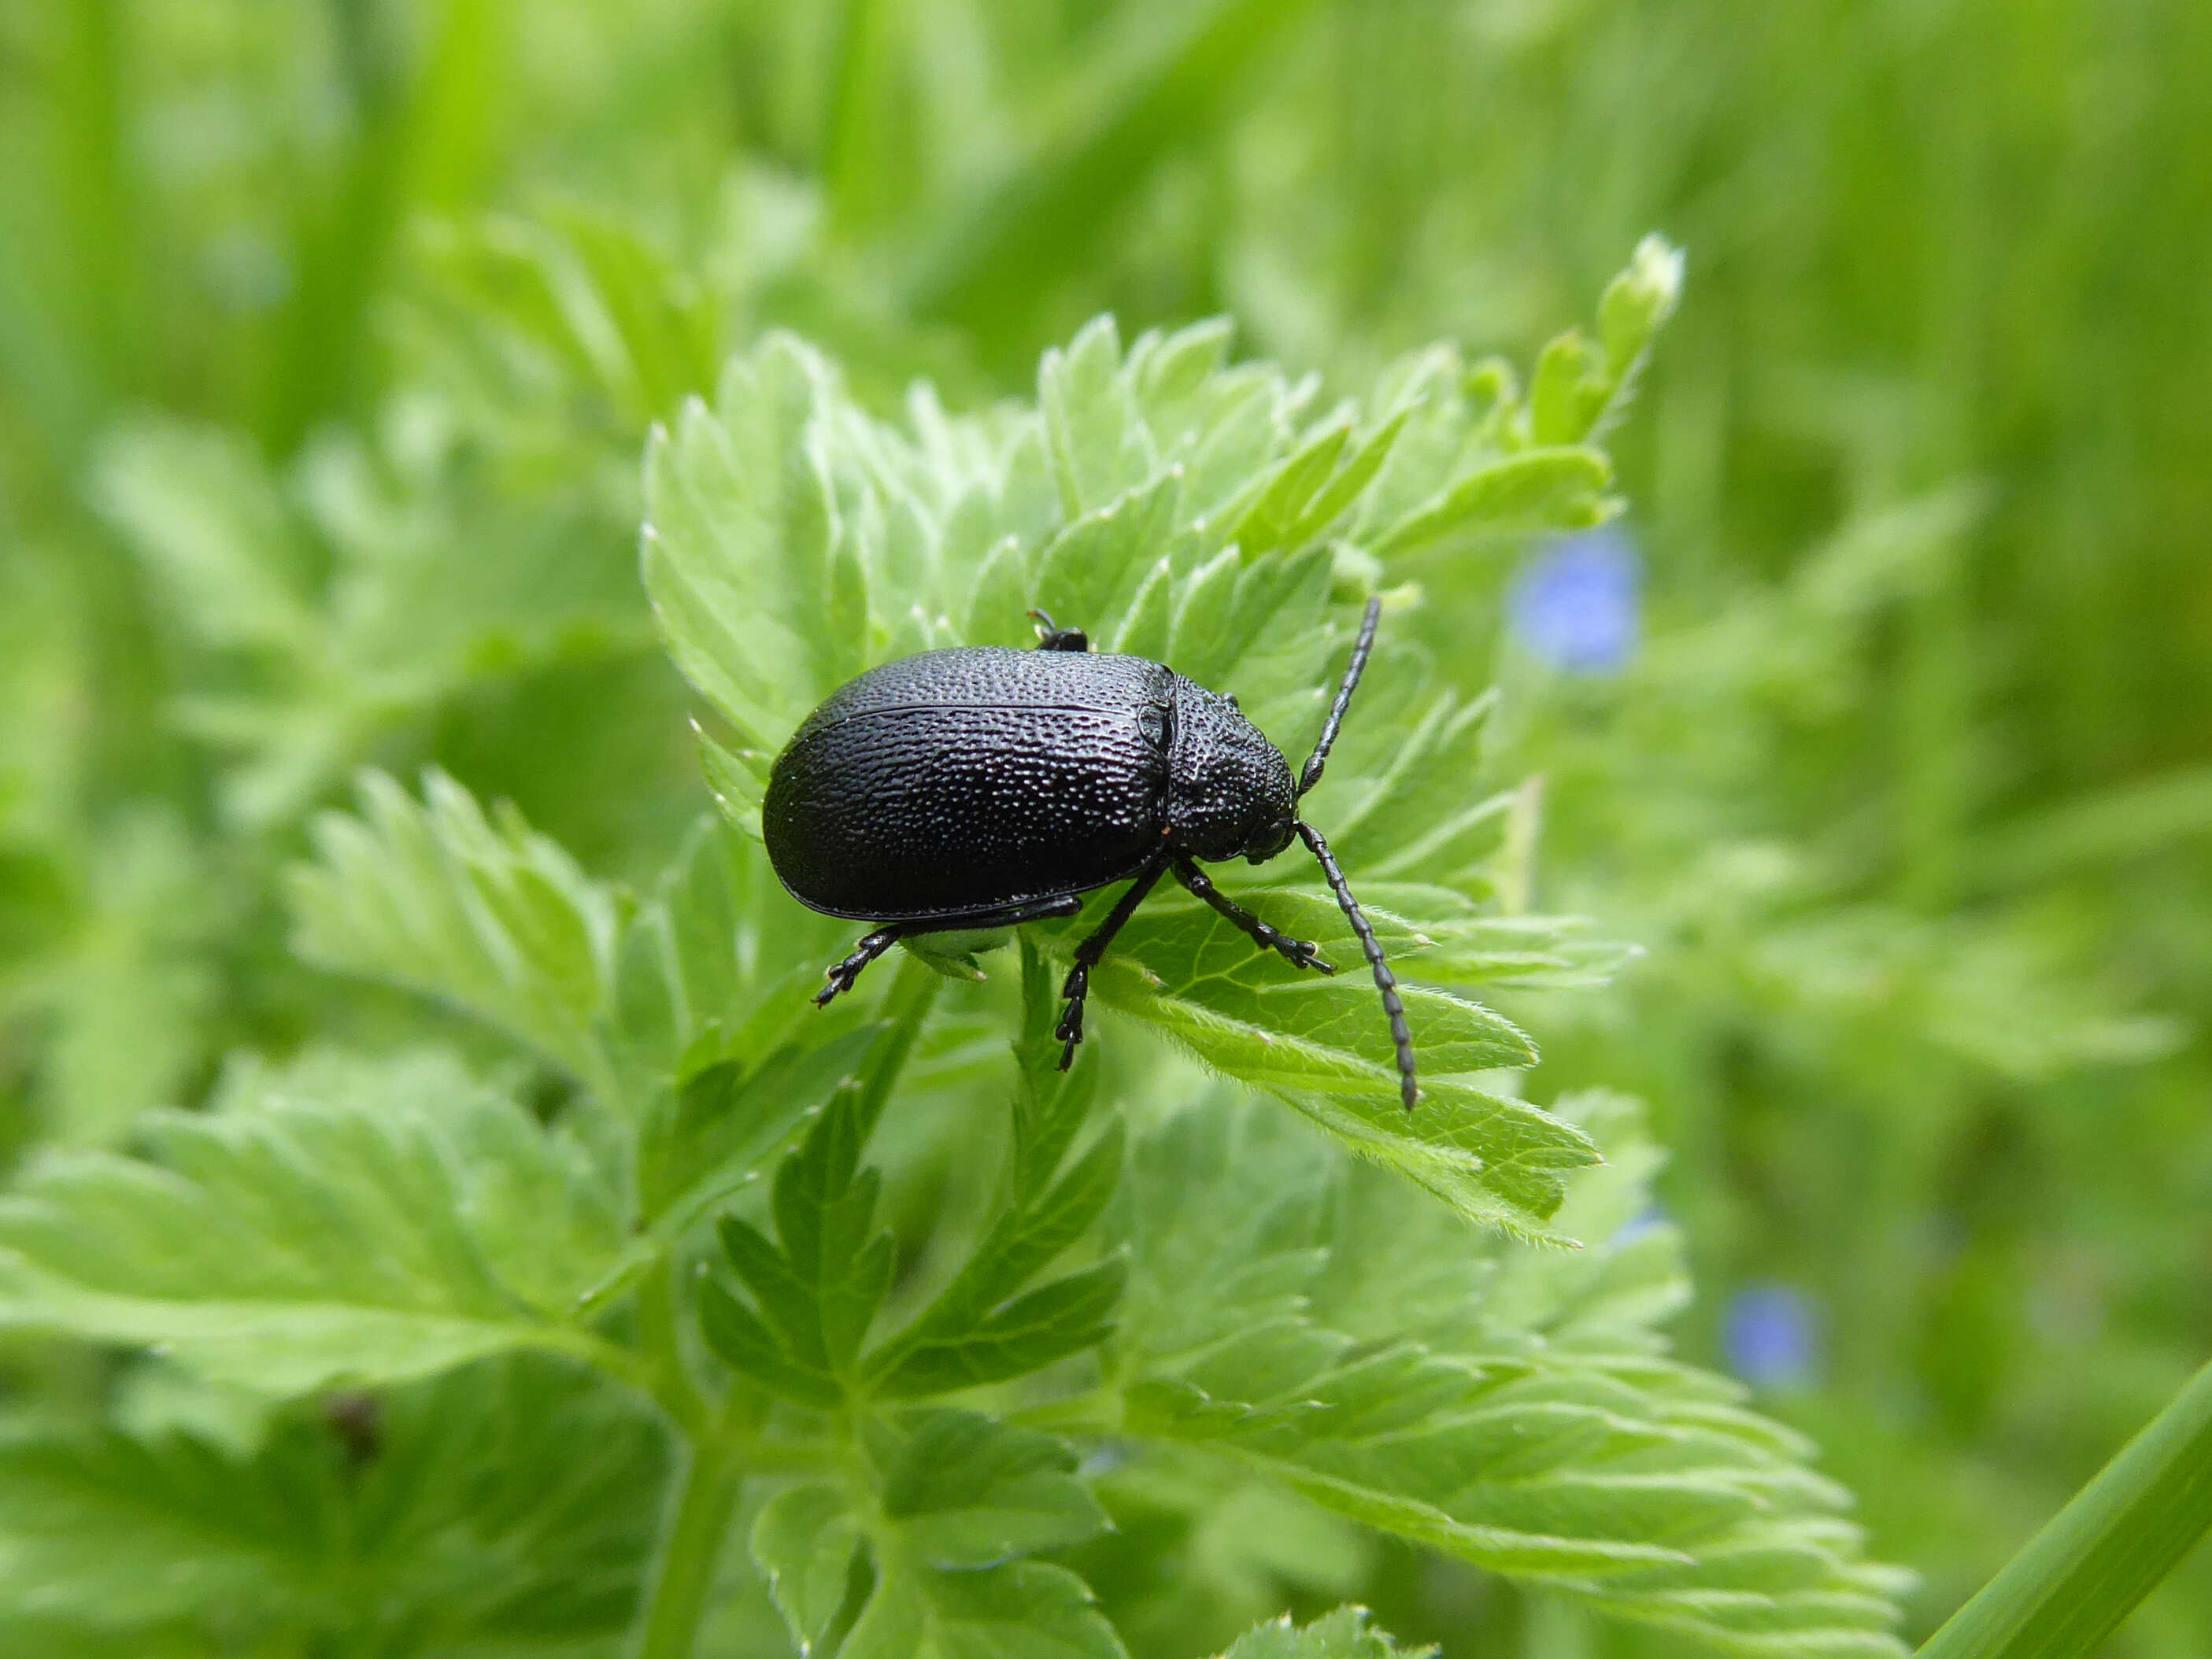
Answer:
[2,0,2210,1654]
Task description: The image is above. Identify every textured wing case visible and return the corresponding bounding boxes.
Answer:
[764,648,1173,920]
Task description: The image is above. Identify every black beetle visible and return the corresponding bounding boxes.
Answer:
[762,597,1417,1110]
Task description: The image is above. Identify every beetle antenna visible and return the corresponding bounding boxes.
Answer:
[1299,597,1382,796]
[1296,820,1417,1110]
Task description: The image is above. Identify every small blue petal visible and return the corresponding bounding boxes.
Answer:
[1608,1204,1670,1248]
[1725,1283,1821,1391]
[1508,526,1641,674]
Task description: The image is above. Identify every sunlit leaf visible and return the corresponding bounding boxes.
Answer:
[289,770,626,1099]
[1110,1095,1910,1655]
[0,1051,627,1394]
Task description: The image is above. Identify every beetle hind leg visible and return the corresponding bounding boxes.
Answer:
[815,926,904,1007]
[1174,858,1337,974]
[815,895,1086,1011]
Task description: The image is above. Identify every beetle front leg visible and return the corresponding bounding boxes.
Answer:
[1056,859,1169,1069]
[1173,858,1337,974]
[815,926,904,1007]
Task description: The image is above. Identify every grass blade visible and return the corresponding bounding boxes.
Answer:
[1919,1357,2212,1659]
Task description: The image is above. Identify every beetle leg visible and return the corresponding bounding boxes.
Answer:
[1173,857,1337,974]
[815,895,1086,1011]
[815,926,904,1007]
[1056,858,1170,1069]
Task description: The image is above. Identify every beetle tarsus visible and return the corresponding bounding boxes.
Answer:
[1174,857,1337,974]
[1056,964,1090,1069]
[816,926,904,1007]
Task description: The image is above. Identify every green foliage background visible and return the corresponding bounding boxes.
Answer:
[2,0,2209,1653]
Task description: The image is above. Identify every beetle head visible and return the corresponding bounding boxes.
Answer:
[1165,682,1297,863]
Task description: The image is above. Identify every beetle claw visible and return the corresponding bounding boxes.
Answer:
[1274,936,1335,974]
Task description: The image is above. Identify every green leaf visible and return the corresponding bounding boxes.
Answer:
[26,808,216,1149]
[87,396,652,830]
[696,724,770,834]
[1112,1096,1911,1656]
[746,1410,1123,1659]
[1526,233,1685,446]
[0,1426,317,1631]
[869,1254,1127,1400]
[638,1027,884,1240]
[699,1081,896,1406]
[642,333,859,774]
[1217,1608,1426,1659]
[0,1051,627,1394]
[87,419,321,655]
[0,1354,665,1650]
[842,1560,1126,1659]
[752,1483,865,1653]
[867,1410,1112,1568]
[1370,447,1615,558]
[420,205,722,429]
[1285,674,1504,884]
[615,814,883,1228]
[839,1410,1126,1659]
[643,316,1359,839]
[289,770,625,1099]
[864,945,1129,1397]
[1039,316,1156,518]
[1046,882,1595,1236]
[1032,473,1186,646]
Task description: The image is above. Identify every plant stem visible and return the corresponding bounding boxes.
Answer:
[629,1251,731,1659]
[634,1252,712,1440]
[1918,1355,2212,1659]
[631,1430,745,1659]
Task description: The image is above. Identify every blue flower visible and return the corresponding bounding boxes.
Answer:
[1724,1283,1821,1391]
[1608,1203,1670,1247]
[1507,525,1641,674]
